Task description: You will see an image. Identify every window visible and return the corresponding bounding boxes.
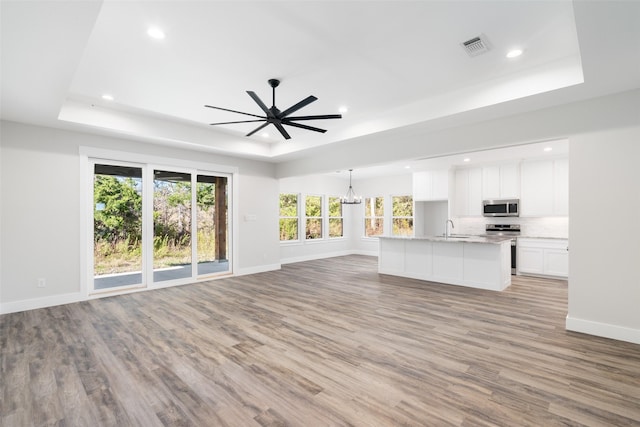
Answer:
[364,196,384,237]
[279,193,299,241]
[328,196,343,238]
[305,195,323,240]
[392,195,413,236]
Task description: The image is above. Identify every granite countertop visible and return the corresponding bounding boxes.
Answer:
[378,235,513,244]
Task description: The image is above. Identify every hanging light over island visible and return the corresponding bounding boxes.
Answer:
[340,169,362,205]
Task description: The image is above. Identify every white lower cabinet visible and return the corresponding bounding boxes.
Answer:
[517,238,569,278]
[544,248,569,277]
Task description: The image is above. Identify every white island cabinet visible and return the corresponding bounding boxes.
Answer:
[379,236,512,291]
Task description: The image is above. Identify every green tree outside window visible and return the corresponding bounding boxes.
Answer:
[306,195,323,239]
[328,196,343,238]
[279,193,299,241]
[392,195,413,236]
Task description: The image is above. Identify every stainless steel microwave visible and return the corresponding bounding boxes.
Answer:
[483,199,519,217]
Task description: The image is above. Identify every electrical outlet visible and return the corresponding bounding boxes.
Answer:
[37,278,46,288]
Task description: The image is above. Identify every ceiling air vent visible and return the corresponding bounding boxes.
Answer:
[461,35,490,57]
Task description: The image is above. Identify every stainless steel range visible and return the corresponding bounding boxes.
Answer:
[485,224,520,274]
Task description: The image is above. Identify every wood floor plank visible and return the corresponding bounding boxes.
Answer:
[1,255,639,426]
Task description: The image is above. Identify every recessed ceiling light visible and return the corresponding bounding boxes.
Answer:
[506,49,523,59]
[544,147,553,152]
[338,106,348,114]
[147,27,166,40]
[261,132,269,138]
[101,94,114,101]
[404,165,411,169]
[463,158,471,162]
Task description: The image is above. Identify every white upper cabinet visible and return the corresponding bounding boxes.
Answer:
[520,158,568,216]
[553,158,569,216]
[500,163,520,199]
[413,170,449,201]
[521,160,554,216]
[453,167,482,216]
[482,163,520,200]
[482,166,500,199]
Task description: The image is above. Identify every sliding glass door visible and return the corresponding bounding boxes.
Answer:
[196,175,229,275]
[93,163,144,291]
[89,161,231,294]
[153,170,193,283]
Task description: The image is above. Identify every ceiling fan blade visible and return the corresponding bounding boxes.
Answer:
[282,121,327,133]
[246,121,270,137]
[278,95,318,118]
[246,91,274,117]
[284,114,342,121]
[273,122,291,140]
[204,104,264,119]
[209,119,266,126]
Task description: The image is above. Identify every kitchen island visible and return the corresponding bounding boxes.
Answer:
[378,235,512,291]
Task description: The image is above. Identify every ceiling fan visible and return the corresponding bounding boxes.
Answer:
[205,79,341,140]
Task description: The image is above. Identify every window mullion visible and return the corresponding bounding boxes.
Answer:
[191,172,198,278]
[143,166,154,287]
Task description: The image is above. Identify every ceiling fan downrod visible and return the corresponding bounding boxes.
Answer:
[268,79,280,108]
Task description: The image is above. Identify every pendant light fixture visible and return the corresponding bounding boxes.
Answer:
[340,169,362,205]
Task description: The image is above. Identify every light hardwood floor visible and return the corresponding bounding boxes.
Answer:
[2,255,639,426]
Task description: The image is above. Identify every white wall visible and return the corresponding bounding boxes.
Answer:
[0,121,279,313]
[416,201,449,237]
[566,126,640,344]
[2,123,81,306]
[236,171,280,273]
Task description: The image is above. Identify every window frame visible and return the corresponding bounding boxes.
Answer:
[327,196,344,239]
[364,195,385,238]
[279,192,301,243]
[391,194,414,237]
[305,194,324,241]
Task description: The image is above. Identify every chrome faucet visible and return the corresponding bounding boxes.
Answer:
[445,219,454,238]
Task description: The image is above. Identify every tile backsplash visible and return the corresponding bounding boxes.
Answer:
[452,216,568,239]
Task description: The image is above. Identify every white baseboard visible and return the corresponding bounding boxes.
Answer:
[281,250,354,265]
[1,254,376,315]
[1,292,83,315]
[350,249,378,257]
[235,263,281,276]
[281,250,377,265]
[566,315,640,345]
